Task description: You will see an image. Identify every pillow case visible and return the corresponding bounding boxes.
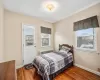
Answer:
[59,50,68,54]
[59,46,71,54]
[61,46,71,52]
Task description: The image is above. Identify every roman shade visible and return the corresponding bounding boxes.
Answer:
[74,16,99,31]
[41,26,51,34]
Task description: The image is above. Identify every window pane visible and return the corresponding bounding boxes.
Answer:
[42,38,49,46]
[76,28,94,36]
[41,33,50,47]
[76,28,94,49]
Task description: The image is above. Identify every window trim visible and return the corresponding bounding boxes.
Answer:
[75,28,97,51]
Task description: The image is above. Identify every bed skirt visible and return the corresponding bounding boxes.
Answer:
[38,62,73,80]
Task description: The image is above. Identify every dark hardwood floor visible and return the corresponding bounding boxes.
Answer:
[17,66,100,80]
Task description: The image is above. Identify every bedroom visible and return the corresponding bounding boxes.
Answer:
[0,0,100,80]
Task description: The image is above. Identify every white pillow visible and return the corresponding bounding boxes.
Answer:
[59,50,68,54]
[61,46,71,52]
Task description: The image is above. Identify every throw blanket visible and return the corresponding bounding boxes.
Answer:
[33,52,73,80]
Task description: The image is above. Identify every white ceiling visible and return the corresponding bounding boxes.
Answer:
[3,0,100,23]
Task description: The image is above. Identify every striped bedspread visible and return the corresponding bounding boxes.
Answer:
[33,52,73,80]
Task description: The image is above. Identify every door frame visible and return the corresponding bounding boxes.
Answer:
[22,23,36,65]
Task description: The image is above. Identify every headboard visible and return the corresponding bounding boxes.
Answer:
[59,44,74,54]
[59,44,74,63]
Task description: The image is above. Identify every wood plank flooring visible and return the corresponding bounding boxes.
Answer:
[17,66,100,80]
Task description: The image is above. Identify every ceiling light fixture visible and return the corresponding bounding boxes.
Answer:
[46,4,55,11]
[42,1,59,12]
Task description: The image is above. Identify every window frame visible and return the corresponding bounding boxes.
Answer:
[75,28,97,51]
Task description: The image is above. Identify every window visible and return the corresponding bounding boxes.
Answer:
[25,35,33,46]
[41,27,51,47]
[41,33,51,47]
[75,28,97,51]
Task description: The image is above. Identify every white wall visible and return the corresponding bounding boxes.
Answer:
[0,0,4,62]
[54,3,100,72]
[4,10,54,66]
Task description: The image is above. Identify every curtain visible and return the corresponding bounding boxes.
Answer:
[41,26,51,34]
[74,16,99,31]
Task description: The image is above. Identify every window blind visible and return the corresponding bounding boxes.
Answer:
[74,16,99,31]
[41,26,51,34]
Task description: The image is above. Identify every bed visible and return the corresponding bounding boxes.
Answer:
[33,44,74,80]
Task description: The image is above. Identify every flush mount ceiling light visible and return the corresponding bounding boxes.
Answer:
[42,1,59,12]
[46,4,55,11]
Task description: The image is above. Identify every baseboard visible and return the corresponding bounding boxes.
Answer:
[74,64,100,76]
[16,65,23,69]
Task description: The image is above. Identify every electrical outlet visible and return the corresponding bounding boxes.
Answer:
[98,68,100,72]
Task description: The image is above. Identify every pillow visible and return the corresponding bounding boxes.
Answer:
[61,46,71,52]
[59,50,68,54]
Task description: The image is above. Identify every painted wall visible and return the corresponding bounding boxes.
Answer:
[4,10,54,66]
[54,3,100,72]
[0,0,4,62]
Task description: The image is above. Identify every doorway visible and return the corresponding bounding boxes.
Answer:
[22,24,37,65]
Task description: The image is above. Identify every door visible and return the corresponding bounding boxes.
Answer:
[22,24,36,65]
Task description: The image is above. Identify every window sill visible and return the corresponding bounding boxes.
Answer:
[75,48,97,53]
